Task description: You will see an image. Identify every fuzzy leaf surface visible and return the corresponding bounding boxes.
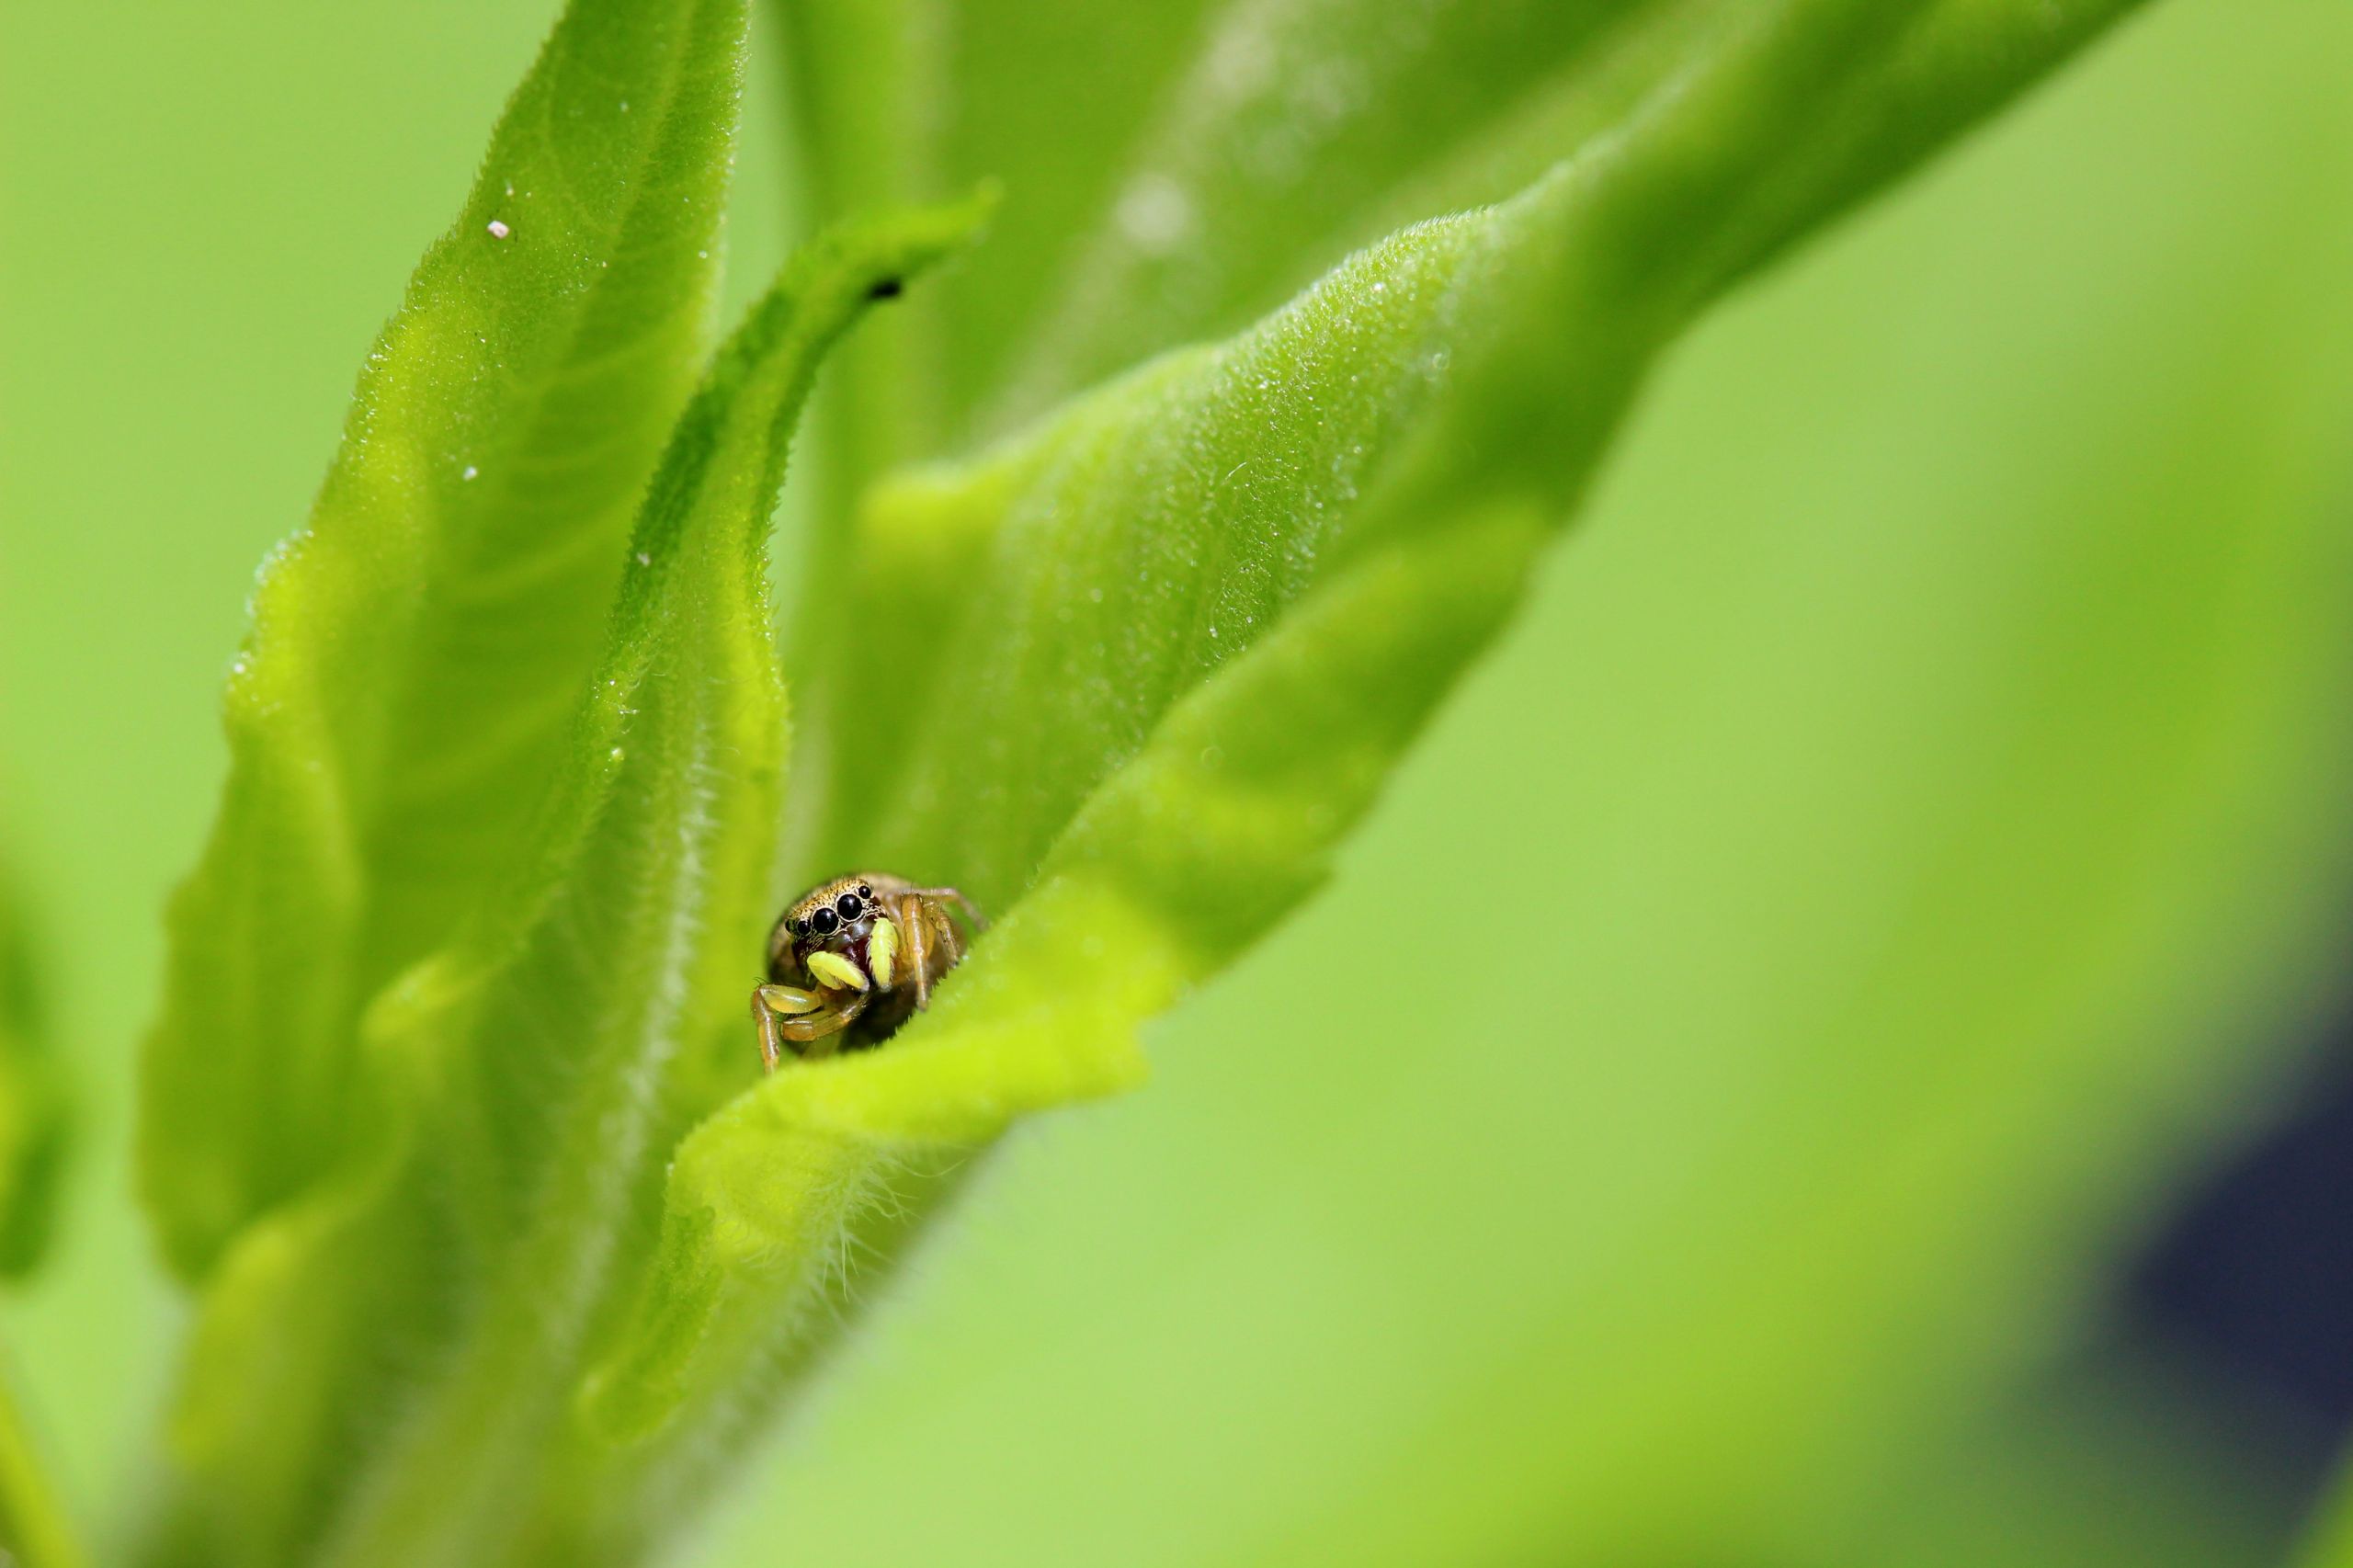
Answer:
[140,0,748,1280]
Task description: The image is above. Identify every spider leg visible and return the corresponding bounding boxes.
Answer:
[752,983,809,1074]
[778,989,868,1062]
[753,983,861,1072]
[757,983,827,1016]
[892,892,933,1010]
[907,886,986,933]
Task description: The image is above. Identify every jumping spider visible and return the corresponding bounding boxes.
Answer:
[751,873,983,1071]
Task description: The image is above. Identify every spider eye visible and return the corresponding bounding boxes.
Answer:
[835,892,862,919]
[790,917,807,936]
[857,883,872,898]
[811,907,839,935]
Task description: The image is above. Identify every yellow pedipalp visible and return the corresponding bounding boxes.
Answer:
[807,950,869,993]
[868,915,900,991]
[756,983,825,1016]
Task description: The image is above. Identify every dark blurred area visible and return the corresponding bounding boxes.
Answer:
[2127,1001,2353,1513]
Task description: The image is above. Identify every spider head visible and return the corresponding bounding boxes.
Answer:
[776,876,893,992]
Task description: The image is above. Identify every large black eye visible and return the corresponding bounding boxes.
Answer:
[810,907,839,935]
[835,892,862,919]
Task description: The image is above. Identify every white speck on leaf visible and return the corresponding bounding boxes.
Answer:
[462,465,479,481]
[1115,175,1194,256]
[486,220,511,240]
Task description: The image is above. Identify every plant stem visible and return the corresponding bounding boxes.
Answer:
[0,1351,86,1568]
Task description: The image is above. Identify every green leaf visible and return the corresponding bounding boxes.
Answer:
[774,0,1656,464]
[778,0,2143,897]
[781,0,2142,461]
[140,0,750,1282]
[813,0,2146,939]
[557,0,2150,1540]
[0,859,67,1281]
[972,0,1721,428]
[708,5,2353,1555]
[140,200,989,1568]
[771,0,1221,483]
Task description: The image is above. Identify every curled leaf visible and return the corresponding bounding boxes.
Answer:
[142,0,752,1282]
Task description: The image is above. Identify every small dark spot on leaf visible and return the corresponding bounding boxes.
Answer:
[866,278,904,301]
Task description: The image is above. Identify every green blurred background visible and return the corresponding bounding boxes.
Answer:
[4,1,2352,1563]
